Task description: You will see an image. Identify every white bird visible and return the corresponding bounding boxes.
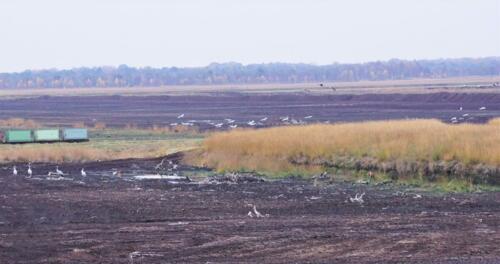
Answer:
[214,123,224,128]
[169,123,178,126]
[225,119,235,124]
[462,113,469,117]
[13,166,18,176]
[450,117,457,120]
[252,205,268,218]
[112,169,122,177]
[459,106,463,111]
[281,116,289,122]
[247,120,256,126]
[177,114,185,119]
[229,124,238,129]
[260,117,268,122]
[81,168,86,177]
[304,115,313,119]
[55,166,64,176]
[479,106,486,110]
[27,164,32,177]
[349,192,365,204]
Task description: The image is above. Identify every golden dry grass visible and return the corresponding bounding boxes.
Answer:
[189,119,500,173]
[93,122,107,129]
[0,118,40,128]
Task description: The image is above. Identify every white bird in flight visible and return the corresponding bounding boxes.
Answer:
[479,106,486,110]
[260,117,268,122]
[177,114,185,119]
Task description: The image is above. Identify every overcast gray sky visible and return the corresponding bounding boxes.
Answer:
[0,0,499,72]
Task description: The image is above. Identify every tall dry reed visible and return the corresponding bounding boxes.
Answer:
[190,119,500,172]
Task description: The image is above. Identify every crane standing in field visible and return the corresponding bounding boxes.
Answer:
[55,166,64,176]
[13,166,18,176]
[81,168,87,177]
[27,163,32,177]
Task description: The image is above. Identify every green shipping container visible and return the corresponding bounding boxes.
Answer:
[34,129,61,142]
[63,128,88,141]
[5,130,33,143]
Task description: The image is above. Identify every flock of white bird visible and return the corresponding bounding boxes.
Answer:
[12,164,87,177]
[172,113,317,129]
[449,106,487,124]
[12,158,182,179]
[172,104,490,129]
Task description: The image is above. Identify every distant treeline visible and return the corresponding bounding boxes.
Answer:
[1,57,499,89]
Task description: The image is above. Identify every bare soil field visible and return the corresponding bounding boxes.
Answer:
[0,154,499,263]
[0,76,499,98]
[1,92,500,129]
[1,79,500,263]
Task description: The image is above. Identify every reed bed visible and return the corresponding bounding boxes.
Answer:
[190,119,500,177]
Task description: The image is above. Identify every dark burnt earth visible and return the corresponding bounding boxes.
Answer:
[1,92,500,128]
[0,156,499,263]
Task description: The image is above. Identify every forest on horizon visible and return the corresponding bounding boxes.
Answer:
[0,57,499,89]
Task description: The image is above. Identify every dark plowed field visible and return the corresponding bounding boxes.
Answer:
[0,156,499,263]
[1,92,500,128]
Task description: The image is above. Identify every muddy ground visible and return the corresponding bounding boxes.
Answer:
[1,92,500,128]
[0,155,499,263]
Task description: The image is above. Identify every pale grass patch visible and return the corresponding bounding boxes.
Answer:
[0,144,108,163]
[0,136,202,163]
